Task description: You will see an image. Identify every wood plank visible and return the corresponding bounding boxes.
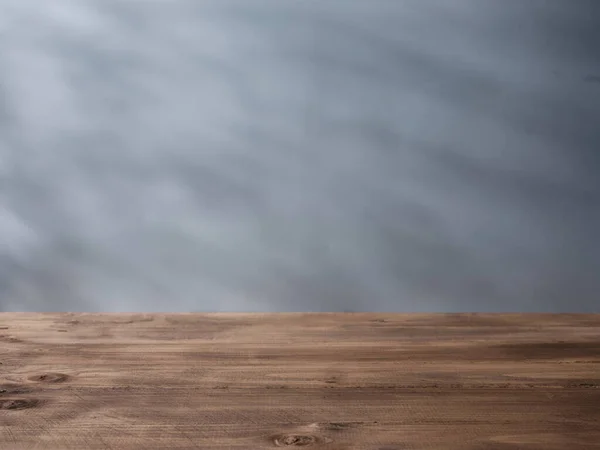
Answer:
[0,313,599,449]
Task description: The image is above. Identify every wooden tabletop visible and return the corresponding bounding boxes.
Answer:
[1,313,599,449]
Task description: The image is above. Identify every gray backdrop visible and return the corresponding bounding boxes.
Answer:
[1,0,599,312]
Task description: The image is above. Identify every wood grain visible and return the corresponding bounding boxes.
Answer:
[0,313,599,449]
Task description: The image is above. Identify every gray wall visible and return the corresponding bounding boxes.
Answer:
[1,0,599,312]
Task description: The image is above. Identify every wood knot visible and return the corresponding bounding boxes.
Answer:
[0,398,41,410]
[324,421,360,431]
[0,335,23,343]
[28,373,70,383]
[0,385,34,395]
[273,434,319,446]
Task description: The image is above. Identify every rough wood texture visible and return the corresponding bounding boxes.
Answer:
[1,313,599,449]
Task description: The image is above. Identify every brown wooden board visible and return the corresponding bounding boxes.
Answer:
[0,313,599,449]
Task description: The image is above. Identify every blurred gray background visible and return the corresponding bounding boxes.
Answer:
[0,0,599,312]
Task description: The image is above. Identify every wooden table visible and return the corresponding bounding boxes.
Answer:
[1,313,599,449]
